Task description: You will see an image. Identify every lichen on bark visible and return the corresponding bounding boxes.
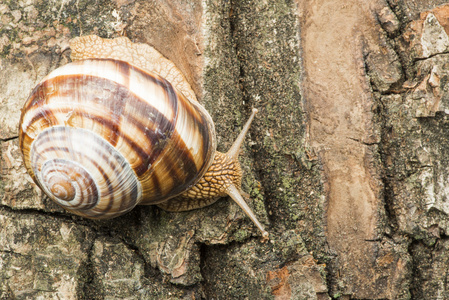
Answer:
[1,0,327,298]
[4,0,449,299]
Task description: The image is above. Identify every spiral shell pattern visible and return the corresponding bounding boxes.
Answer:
[19,59,215,219]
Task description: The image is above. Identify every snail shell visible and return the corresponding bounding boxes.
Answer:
[20,58,215,218]
[19,35,268,239]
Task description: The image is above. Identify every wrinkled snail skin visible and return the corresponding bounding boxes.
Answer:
[19,35,268,240]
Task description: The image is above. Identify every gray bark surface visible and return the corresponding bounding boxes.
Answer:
[1,0,449,299]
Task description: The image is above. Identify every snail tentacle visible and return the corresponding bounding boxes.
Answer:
[226,184,269,241]
[223,108,268,240]
[227,108,258,160]
[158,108,268,240]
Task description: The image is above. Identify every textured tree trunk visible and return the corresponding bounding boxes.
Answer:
[2,0,449,299]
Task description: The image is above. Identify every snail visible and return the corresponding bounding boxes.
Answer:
[19,35,268,240]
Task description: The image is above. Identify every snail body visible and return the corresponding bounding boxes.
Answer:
[19,35,268,240]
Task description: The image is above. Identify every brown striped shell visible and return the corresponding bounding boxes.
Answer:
[19,58,216,219]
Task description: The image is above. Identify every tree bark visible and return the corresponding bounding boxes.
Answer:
[2,0,449,299]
